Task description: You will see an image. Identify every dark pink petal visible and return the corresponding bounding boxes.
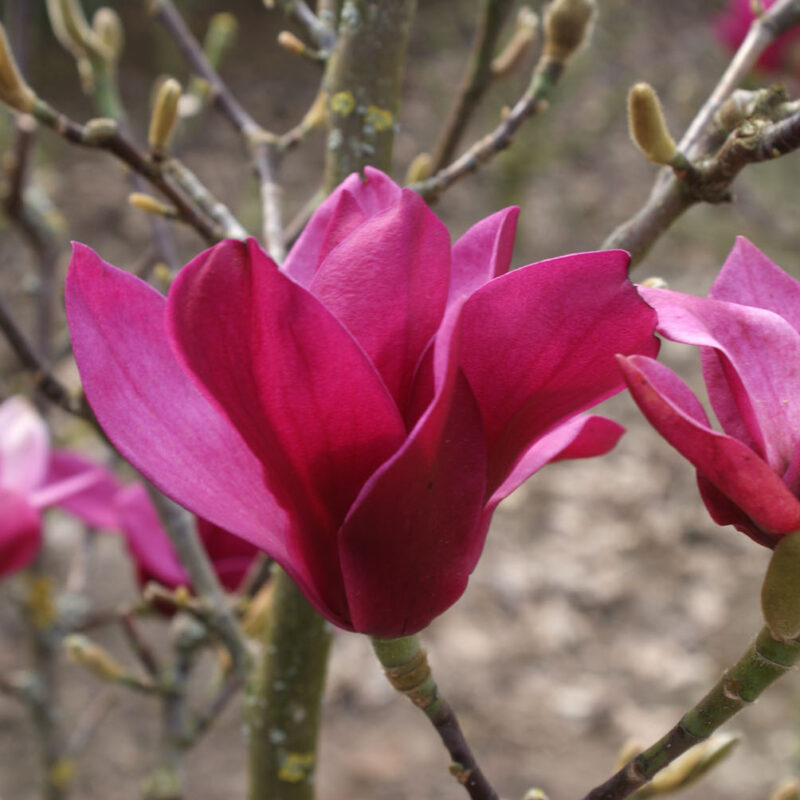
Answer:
[641,285,800,475]
[620,355,800,536]
[283,167,401,285]
[168,238,407,624]
[40,451,121,530]
[449,207,519,303]
[0,396,49,494]
[116,483,188,589]
[484,415,624,522]
[338,303,487,636]
[0,490,41,578]
[196,517,259,593]
[710,237,800,335]
[462,250,658,494]
[65,244,297,572]
[309,190,451,410]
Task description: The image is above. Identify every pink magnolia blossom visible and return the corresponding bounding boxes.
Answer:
[0,396,120,578]
[619,237,800,549]
[714,0,800,73]
[66,168,658,636]
[115,483,258,592]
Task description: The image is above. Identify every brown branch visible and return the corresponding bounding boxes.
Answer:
[431,0,516,172]
[409,56,565,202]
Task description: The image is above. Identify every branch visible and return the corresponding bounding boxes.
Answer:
[431,0,516,172]
[276,0,337,54]
[372,636,499,800]
[604,0,800,265]
[409,56,565,201]
[580,627,800,800]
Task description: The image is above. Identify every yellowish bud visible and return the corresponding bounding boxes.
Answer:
[83,117,118,144]
[543,0,596,62]
[148,77,182,156]
[0,24,36,112]
[762,530,800,640]
[300,91,328,130]
[522,790,549,800]
[641,276,668,289]
[628,83,677,165]
[491,7,539,79]
[129,192,177,218]
[612,738,641,771]
[771,780,800,800]
[204,13,238,68]
[173,585,191,608]
[405,153,433,184]
[278,30,307,57]
[56,0,99,53]
[65,634,127,682]
[92,8,124,62]
[49,759,77,790]
[644,733,738,794]
[25,575,57,630]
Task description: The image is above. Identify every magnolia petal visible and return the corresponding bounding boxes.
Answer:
[620,355,800,536]
[196,517,259,593]
[168,238,407,624]
[449,207,519,303]
[0,490,41,578]
[641,285,800,474]
[0,396,49,494]
[484,414,624,523]
[40,451,121,529]
[116,483,188,589]
[309,190,451,411]
[462,250,658,493]
[283,167,401,285]
[65,244,294,567]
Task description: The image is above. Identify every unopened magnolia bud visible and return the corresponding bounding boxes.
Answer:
[0,24,36,112]
[641,276,667,289]
[405,152,433,184]
[129,192,177,218]
[92,8,124,62]
[83,117,118,144]
[56,0,96,52]
[648,733,738,793]
[612,738,641,771]
[771,779,800,800]
[491,7,538,78]
[522,790,549,800]
[762,530,800,640]
[543,0,596,62]
[628,83,677,166]
[204,12,238,68]
[278,30,307,57]
[149,77,182,156]
[65,634,127,682]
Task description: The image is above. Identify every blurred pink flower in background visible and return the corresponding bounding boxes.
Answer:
[115,483,258,593]
[714,0,800,73]
[619,237,800,549]
[66,168,658,637]
[0,396,120,578]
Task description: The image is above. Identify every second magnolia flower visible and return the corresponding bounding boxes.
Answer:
[66,168,658,636]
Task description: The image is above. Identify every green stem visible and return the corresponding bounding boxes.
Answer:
[322,0,417,190]
[246,568,332,800]
[581,627,800,800]
[371,636,499,800]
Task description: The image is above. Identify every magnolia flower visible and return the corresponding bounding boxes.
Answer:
[66,168,657,636]
[619,237,800,549]
[115,483,258,592]
[0,396,120,577]
[714,0,800,73]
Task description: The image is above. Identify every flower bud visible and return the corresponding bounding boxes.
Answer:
[612,738,641,771]
[83,117,118,144]
[542,0,596,62]
[762,530,800,640]
[0,23,36,112]
[771,780,800,800]
[647,733,738,793]
[204,12,238,68]
[148,77,182,157]
[405,153,433,183]
[627,83,677,166]
[278,30,307,57]
[92,8,124,62]
[54,0,96,53]
[491,7,539,78]
[523,790,549,800]
[65,634,127,682]
[129,192,177,218]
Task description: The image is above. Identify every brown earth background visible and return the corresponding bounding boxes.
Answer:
[2,1,800,798]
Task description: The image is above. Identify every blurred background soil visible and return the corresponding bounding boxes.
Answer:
[2,1,800,798]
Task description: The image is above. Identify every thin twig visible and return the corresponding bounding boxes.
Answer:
[66,690,117,757]
[409,56,565,201]
[431,0,516,172]
[183,670,243,745]
[279,0,337,53]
